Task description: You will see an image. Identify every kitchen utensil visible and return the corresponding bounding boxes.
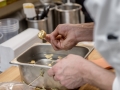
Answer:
[55,3,82,24]
[45,5,50,17]
[40,5,50,19]
[23,3,37,20]
[40,6,46,19]
[35,3,56,34]
[0,32,3,44]
[37,13,42,20]
[0,18,19,42]
[11,43,93,90]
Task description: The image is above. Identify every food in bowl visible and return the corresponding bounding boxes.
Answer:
[30,60,36,64]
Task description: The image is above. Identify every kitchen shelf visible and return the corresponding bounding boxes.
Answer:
[0,0,61,18]
[0,0,25,18]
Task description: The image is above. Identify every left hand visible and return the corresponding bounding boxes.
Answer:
[47,54,86,89]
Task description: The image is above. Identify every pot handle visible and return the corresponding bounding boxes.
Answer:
[80,11,85,23]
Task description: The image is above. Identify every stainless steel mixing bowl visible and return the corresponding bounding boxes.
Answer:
[11,43,93,90]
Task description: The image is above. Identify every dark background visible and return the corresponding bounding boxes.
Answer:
[75,0,93,23]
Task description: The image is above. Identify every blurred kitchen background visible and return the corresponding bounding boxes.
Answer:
[0,0,94,72]
[0,0,93,44]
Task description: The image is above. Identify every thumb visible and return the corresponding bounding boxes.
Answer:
[48,68,55,77]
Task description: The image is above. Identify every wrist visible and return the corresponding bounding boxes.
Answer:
[74,23,94,42]
[81,61,115,90]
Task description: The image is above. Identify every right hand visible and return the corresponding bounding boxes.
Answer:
[45,23,93,51]
[45,24,80,50]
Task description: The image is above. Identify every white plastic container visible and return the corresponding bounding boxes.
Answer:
[0,32,3,44]
[0,28,41,72]
[0,18,19,42]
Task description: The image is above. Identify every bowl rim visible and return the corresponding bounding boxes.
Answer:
[55,3,82,12]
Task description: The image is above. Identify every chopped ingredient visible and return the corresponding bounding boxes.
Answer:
[40,69,44,77]
[35,86,46,90]
[35,87,58,90]
[35,87,41,90]
[41,86,46,90]
[58,56,62,59]
[44,54,53,60]
[51,61,54,63]
[48,64,52,67]
[30,60,36,64]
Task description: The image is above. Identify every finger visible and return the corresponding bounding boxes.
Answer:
[56,35,62,40]
[51,38,60,51]
[50,27,62,50]
[52,27,60,38]
[54,75,60,81]
[47,68,55,77]
[51,36,62,50]
[61,37,76,50]
[55,36,65,50]
[45,34,51,43]
[51,24,67,50]
[51,40,59,51]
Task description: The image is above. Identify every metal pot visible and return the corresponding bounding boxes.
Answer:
[11,43,93,90]
[55,3,82,24]
[27,18,48,34]
[35,3,57,34]
[39,0,53,4]
[0,32,3,44]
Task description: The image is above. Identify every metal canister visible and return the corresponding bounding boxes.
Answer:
[46,3,57,34]
[55,3,82,24]
[35,3,56,34]
[27,18,48,34]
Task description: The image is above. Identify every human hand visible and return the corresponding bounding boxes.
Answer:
[48,54,87,89]
[45,24,79,50]
[48,54,115,90]
[45,23,93,50]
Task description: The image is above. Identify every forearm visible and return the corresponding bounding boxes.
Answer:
[75,23,94,42]
[82,61,115,90]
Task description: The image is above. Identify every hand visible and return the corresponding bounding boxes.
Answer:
[48,54,115,90]
[46,24,78,50]
[48,54,86,89]
[45,23,94,51]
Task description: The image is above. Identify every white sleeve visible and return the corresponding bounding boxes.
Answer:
[84,0,120,90]
[113,77,120,90]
